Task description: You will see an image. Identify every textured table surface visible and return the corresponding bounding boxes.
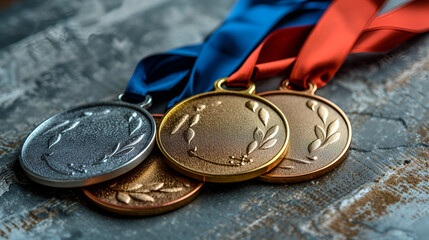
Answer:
[0,0,428,239]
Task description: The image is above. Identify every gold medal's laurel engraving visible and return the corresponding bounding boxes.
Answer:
[229,102,279,166]
[112,181,186,205]
[246,101,258,112]
[171,100,279,167]
[259,108,269,127]
[190,114,200,127]
[40,110,146,175]
[171,114,189,134]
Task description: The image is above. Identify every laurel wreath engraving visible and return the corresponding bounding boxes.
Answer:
[279,100,341,170]
[40,110,144,175]
[306,100,340,154]
[171,100,278,166]
[111,181,186,204]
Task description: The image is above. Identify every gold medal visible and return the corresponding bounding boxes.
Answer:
[83,115,203,216]
[157,78,290,183]
[259,80,352,183]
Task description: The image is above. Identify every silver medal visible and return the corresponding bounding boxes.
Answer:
[20,99,156,188]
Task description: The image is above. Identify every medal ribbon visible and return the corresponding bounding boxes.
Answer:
[124,0,332,107]
[228,0,429,88]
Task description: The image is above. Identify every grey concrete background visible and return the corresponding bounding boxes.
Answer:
[0,0,428,239]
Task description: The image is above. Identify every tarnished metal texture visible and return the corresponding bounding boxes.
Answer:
[0,0,427,239]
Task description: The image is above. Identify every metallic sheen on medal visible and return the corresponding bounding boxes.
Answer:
[157,78,290,183]
[20,99,156,187]
[259,80,352,183]
[83,115,203,216]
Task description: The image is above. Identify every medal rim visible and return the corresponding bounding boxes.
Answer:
[82,183,203,216]
[81,114,204,216]
[157,90,290,183]
[257,90,352,183]
[20,101,156,188]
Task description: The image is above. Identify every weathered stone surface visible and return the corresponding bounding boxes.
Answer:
[0,0,428,239]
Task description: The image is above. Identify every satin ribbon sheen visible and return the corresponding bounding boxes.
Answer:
[228,0,429,88]
[124,0,331,107]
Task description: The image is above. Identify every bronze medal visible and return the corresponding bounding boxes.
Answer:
[259,81,352,183]
[157,78,290,183]
[83,115,203,216]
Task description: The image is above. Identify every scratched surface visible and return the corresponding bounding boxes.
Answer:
[0,0,428,239]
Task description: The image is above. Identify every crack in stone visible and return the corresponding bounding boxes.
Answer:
[350,143,429,153]
[346,111,408,129]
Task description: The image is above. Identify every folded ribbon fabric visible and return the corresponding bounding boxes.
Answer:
[228,0,429,88]
[124,0,331,107]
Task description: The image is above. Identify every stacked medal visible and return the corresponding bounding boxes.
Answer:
[19,0,429,216]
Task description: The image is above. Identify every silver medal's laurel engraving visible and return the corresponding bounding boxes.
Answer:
[171,101,279,166]
[40,110,145,175]
[279,100,341,170]
[111,178,191,204]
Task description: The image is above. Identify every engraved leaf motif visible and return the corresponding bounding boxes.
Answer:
[115,147,134,155]
[327,119,339,138]
[116,192,131,204]
[48,134,62,149]
[325,132,340,145]
[185,128,195,144]
[125,183,143,191]
[160,187,183,193]
[190,114,200,127]
[110,143,121,156]
[148,182,164,191]
[129,118,142,136]
[62,121,80,133]
[308,139,322,153]
[178,178,191,187]
[171,114,189,134]
[196,104,206,112]
[124,134,145,147]
[253,127,264,143]
[260,139,277,149]
[306,100,318,111]
[259,108,269,127]
[315,125,326,141]
[246,101,258,112]
[247,140,258,154]
[318,106,328,124]
[44,120,69,135]
[129,193,154,202]
[264,125,279,142]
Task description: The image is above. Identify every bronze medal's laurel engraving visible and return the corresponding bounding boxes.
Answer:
[170,101,279,167]
[40,110,145,175]
[111,182,186,205]
[279,100,341,170]
[307,101,340,153]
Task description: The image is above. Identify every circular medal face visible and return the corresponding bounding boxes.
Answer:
[258,90,352,183]
[157,80,289,183]
[83,115,203,216]
[20,101,156,188]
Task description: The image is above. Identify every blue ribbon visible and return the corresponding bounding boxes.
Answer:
[125,0,331,108]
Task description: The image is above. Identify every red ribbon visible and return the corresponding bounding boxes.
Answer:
[228,0,429,89]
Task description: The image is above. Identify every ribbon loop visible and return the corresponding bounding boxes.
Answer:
[124,0,331,108]
[228,0,429,89]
